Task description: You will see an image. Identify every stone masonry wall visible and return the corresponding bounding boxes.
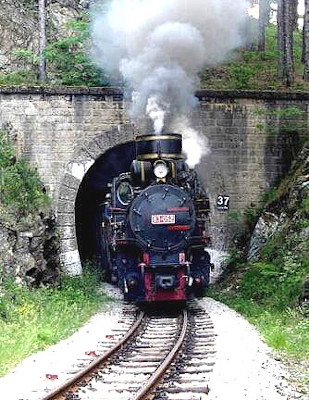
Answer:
[0,87,308,274]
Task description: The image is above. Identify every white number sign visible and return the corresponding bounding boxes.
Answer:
[217,195,230,211]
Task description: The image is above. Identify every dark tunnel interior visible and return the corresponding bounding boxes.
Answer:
[75,141,136,267]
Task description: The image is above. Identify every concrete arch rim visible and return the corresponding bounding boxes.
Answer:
[56,124,135,275]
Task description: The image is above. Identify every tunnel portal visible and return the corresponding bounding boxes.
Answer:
[75,141,136,269]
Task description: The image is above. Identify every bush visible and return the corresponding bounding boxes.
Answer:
[45,17,107,86]
[240,257,307,309]
[0,129,49,215]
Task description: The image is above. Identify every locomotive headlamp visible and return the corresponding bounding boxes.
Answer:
[153,160,169,179]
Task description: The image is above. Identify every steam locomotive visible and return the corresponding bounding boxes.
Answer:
[101,133,212,302]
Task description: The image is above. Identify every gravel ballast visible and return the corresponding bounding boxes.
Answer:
[0,287,307,400]
[199,298,307,400]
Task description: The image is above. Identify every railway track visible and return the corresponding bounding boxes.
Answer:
[39,302,215,400]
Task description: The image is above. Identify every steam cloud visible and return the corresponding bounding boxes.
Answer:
[91,0,248,166]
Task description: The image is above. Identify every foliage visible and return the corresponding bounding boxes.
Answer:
[0,14,108,87]
[0,128,49,215]
[45,17,107,86]
[239,147,308,310]
[201,25,309,91]
[209,288,309,363]
[240,257,307,309]
[210,143,309,366]
[243,206,262,233]
[0,268,110,376]
[228,52,265,89]
[0,70,38,86]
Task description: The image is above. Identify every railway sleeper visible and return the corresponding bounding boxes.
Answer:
[162,393,210,400]
[96,373,151,382]
[119,356,163,362]
[188,345,216,353]
[117,361,161,368]
[137,342,176,348]
[189,337,216,344]
[136,337,176,343]
[162,385,210,394]
[130,348,171,354]
[110,365,157,374]
[181,359,216,367]
[172,373,211,383]
[140,333,177,339]
[182,366,214,373]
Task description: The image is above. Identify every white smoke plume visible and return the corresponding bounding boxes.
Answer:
[91,0,248,166]
[171,116,211,169]
[145,96,167,135]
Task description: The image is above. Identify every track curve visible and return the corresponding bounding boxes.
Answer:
[39,309,188,400]
[39,311,145,400]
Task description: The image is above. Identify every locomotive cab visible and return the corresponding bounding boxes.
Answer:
[101,133,212,303]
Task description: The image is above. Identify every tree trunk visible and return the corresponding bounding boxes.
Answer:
[304,0,309,81]
[290,0,299,31]
[278,0,285,78]
[277,0,295,86]
[38,0,46,82]
[284,0,295,86]
[258,0,271,51]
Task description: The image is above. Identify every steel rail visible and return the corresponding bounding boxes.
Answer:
[39,311,145,400]
[133,309,188,400]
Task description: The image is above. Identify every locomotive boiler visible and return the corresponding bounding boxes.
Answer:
[101,133,212,302]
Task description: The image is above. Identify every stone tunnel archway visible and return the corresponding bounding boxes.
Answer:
[57,124,134,274]
[75,141,137,269]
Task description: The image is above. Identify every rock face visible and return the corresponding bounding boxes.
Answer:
[0,0,90,73]
[0,211,60,286]
[248,145,309,260]
[247,211,282,261]
[248,144,309,302]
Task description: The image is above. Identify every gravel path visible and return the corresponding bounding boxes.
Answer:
[0,286,307,400]
[199,298,307,400]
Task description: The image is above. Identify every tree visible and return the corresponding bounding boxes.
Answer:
[277,0,295,86]
[38,0,46,81]
[304,0,309,80]
[258,0,271,51]
[290,0,299,31]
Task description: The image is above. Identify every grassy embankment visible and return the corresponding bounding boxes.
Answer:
[0,272,109,377]
[0,130,110,376]
[208,145,309,387]
[200,25,309,91]
[203,25,309,378]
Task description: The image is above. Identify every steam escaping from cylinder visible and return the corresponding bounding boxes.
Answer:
[91,0,248,166]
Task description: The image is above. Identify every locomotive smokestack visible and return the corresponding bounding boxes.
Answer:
[135,133,183,162]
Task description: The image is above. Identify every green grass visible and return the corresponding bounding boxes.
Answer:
[208,289,309,363]
[208,222,309,363]
[208,143,309,371]
[0,129,50,216]
[200,25,309,91]
[0,270,110,376]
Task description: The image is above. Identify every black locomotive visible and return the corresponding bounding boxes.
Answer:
[101,133,212,302]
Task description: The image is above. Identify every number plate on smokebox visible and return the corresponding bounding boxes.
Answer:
[151,215,176,225]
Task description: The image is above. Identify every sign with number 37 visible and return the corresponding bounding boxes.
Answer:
[217,195,230,211]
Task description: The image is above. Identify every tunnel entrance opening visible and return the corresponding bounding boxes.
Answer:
[75,141,136,271]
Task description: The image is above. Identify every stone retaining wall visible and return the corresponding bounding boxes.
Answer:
[0,87,308,273]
